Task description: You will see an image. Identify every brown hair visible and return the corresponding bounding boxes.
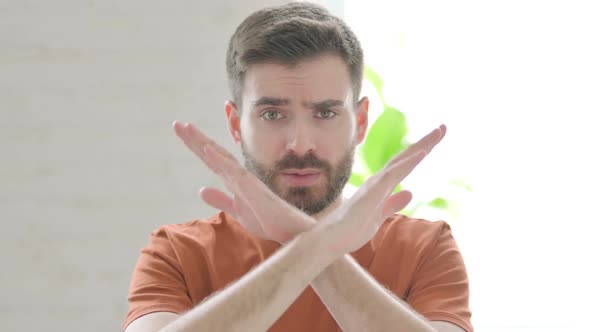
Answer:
[226,2,364,108]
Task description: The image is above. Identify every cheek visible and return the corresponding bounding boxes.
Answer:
[316,125,356,160]
[320,117,356,144]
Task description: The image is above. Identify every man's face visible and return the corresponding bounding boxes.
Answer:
[226,55,368,215]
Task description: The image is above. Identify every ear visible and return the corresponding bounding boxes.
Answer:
[225,100,241,144]
[354,96,369,144]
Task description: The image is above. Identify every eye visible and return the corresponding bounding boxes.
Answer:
[316,110,337,119]
[261,110,285,121]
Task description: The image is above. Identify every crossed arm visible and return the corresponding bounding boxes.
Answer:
[125,123,467,332]
[127,222,463,332]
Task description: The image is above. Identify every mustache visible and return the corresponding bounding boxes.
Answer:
[273,152,331,171]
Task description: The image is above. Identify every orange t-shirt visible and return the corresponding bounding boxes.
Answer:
[123,212,473,331]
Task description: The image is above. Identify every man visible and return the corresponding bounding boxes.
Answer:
[123,2,472,331]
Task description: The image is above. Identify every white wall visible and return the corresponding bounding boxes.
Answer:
[340,0,590,331]
[1,1,288,331]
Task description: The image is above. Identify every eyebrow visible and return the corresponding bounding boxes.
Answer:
[252,97,289,107]
[252,97,344,110]
[305,99,344,110]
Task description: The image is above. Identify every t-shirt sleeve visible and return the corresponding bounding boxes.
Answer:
[407,222,473,332]
[123,226,194,330]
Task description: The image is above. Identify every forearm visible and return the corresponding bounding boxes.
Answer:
[311,255,436,332]
[160,227,336,332]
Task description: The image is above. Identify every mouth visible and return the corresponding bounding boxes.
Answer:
[280,169,322,187]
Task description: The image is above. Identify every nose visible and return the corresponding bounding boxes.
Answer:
[285,122,316,156]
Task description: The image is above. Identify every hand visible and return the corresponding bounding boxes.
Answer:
[173,121,445,253]
[312,124,446,254]
[173,121,314,244]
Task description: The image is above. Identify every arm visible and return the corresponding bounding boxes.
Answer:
[311,255,466,332]
[303,216,472,332]
[129,225,337,332]
[312,255,436,332]
[260,215,455,332]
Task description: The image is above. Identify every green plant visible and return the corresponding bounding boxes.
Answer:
[348,65,471,218]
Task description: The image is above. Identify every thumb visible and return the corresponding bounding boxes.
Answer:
[381,190,413,219]
[199,187,236,217]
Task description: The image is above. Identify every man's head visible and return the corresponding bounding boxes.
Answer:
[224,2,369,215]
[226,2,364,109]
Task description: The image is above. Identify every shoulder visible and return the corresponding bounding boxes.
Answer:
[371,214,462,282]
[124,215,239,332]
[387,215,472,331]
[138,211,249,266]
[145,211,274,266]
[385,214,450,233]
[148,211,244,246]
[377,214,452,253]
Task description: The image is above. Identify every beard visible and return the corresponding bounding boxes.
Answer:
[241,143,355,215]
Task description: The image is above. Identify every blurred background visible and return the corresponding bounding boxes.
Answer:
[1,0,588,331]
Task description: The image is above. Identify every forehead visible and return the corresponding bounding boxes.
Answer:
[242,54,352,105]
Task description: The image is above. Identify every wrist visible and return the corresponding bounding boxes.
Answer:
[279,216,316,245]
[300,219,343,263]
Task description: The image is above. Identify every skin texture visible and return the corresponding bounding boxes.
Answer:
[229,55,365,218]
[125,54,466,332]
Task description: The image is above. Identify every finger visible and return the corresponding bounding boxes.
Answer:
[203,144,247,182]
[199,187,236,216]
[183,123,214,158]
[202,145,252,198]
[175,121,240,171]
[439,124,447,139]
[173,122,227,174]
[363,149,426,203]
[387,125,445,168]
[184,122,213,146]
[185,123,242,175]
[381,190,413,218]
[185,123,237,161]
[173,121,207,159]
[173,121,189,141]
[397,127,440,161]
[384,149,427,184]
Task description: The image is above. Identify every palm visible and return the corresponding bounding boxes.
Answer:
[172,124,313,244]
[202,174,314,244]
[206,188,268,240]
